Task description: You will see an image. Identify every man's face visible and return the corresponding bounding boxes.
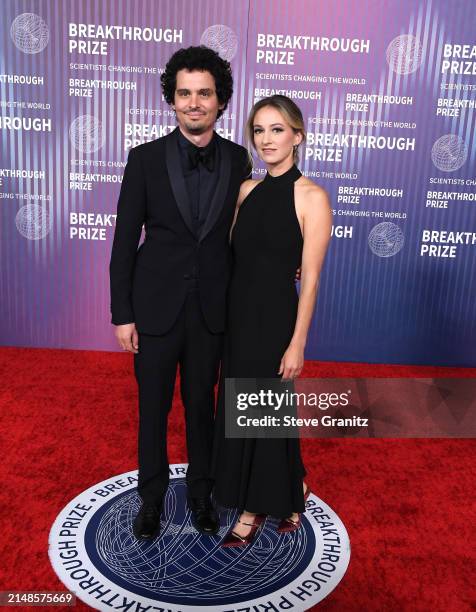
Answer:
[173,69,224,137]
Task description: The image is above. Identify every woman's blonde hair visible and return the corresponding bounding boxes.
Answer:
[245,94,306,162]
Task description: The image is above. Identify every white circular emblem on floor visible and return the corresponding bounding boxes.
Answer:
[49,465,350,611]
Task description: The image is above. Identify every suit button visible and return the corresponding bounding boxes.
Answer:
[183,274,191,279]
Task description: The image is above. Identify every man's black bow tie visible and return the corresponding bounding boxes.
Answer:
[189,146,215,172]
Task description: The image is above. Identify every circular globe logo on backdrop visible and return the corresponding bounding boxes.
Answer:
[49,465,350,611]
[69,115,105,153]
[10,13,49,54]
[368,222,405,257]
[386,34,423,74]
[431,134,468,172]
[15,204,51,240]
[200,25,238,61]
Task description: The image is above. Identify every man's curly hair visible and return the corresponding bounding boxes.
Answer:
[161,46,233,120]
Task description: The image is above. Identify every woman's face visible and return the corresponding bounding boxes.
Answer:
[252,105,302,166]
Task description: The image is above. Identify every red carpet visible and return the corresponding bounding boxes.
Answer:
[0,346,475,611]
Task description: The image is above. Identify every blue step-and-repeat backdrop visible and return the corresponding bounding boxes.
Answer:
[0,0,475,366]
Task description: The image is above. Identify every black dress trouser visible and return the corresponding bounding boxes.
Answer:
[133,287,223,505]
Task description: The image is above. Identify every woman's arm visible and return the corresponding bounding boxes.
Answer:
[279,184,332,379]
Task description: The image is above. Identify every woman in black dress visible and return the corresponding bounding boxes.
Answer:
[212,95,332,546]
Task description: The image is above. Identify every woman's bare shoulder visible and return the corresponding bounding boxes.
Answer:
[238,178,263,206]
[295,176,330,206]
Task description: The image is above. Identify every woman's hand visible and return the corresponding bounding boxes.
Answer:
[278,342,304,379]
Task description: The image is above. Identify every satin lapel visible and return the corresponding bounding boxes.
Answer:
[199,135,231,243]
[165,128,195,237]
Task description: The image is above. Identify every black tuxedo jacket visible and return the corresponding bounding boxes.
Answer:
[109,127,250,335]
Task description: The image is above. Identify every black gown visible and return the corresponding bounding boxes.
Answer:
[212,164,306,519]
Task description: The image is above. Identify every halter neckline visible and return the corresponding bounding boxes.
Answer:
[264,164,302,184]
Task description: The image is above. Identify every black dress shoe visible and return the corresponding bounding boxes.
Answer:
[188,496,219,535]
[133,502,161,540]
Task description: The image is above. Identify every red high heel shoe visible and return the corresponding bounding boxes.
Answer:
[221,514,266,547]
[277,485,311,533]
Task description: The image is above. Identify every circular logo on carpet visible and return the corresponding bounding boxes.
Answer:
[49,465,350,611]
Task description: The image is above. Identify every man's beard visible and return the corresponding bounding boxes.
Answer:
[184,119,207,134]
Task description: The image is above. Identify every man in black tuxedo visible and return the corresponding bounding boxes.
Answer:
[109,46,250,539]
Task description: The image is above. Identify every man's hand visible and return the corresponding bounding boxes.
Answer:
[115,323,139,354]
